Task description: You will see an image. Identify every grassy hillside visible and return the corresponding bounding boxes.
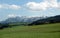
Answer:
[0,23,60,38]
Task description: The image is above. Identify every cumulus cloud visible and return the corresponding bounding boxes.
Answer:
[0,4,21,10]
[9,5,21,10]
[26,0,60,11]
[26,1,49,11]
[46,0,58,8]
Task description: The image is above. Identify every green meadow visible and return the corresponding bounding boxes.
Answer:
[0,23,60,38]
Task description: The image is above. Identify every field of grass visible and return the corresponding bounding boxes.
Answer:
[0,23,60,38]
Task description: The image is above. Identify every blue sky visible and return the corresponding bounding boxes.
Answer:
[0,0,60,21]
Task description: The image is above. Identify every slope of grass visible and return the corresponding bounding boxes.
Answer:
[0,23,60,38]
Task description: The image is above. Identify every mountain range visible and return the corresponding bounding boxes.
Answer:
[0,16,45,24]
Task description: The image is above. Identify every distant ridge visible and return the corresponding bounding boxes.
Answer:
[29,15,60,25]
[0,16,44,24]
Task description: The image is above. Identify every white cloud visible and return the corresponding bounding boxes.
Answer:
[8,14,17,17]
[9,5,21,10]
[46,0,58,8]
[26,0,60,11]
[26,1,49,11]
[0,5,2,8]
[8,14,22,18]
[57,2,60,9]
[0,4,21,10]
